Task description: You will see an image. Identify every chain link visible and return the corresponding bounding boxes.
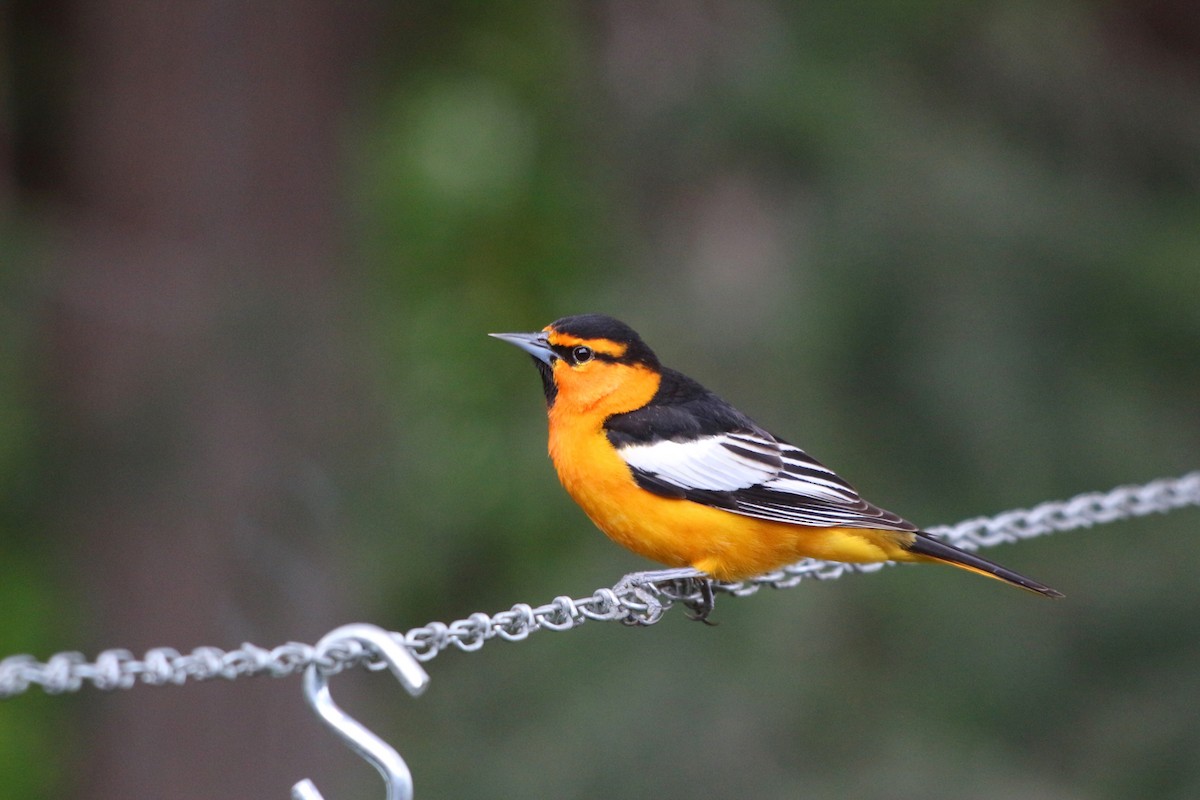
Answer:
[3,471,1197,699]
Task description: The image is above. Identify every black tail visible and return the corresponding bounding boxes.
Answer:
[905,532,1064,598]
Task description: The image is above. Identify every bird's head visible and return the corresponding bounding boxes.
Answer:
[490,314,661,414]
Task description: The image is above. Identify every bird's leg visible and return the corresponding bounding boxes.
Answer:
[613,568,717,625]
[614,567,705,589]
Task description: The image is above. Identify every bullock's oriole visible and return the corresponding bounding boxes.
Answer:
[492,314,1062,616]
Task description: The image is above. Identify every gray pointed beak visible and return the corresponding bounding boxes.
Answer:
[489,331,557,365]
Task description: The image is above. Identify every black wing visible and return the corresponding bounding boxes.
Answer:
[605,370,915,531]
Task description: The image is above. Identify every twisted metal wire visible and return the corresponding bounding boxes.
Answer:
[3,471,1197,699]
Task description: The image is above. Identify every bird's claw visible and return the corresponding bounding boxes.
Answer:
[613,568,717,625]
[681,579,717,625]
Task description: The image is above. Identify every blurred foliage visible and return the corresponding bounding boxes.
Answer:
[0,222,65,797]
[4,1,1200,798]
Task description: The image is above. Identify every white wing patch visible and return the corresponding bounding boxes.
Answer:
[618,433,778,492]
[617,431,914,531]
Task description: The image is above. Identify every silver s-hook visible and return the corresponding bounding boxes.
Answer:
[292,623,430,800]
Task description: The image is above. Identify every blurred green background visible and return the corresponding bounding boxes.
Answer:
[2,2,1199,798]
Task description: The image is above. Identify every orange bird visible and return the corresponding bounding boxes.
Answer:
[493,314,1061,615]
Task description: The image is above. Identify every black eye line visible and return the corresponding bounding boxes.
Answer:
[550,344,620,365]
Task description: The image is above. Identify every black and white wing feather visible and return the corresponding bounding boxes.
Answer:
[604,369,915,532]
[617,429,915,531]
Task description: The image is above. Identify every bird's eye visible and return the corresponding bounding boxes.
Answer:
[572,346,594,364]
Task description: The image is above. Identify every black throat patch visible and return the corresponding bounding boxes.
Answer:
[534,356,557,407]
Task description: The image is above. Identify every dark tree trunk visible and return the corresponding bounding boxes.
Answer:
[41,3,376,797]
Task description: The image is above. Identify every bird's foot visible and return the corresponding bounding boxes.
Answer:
[682,578,717,626]
[613,568,717,626]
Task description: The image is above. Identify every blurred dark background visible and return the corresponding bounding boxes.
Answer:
[2,2,1199,798]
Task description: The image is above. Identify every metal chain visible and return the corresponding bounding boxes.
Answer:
[3,471,1198,699]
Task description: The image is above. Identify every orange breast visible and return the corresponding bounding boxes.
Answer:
[547,402,915,581]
